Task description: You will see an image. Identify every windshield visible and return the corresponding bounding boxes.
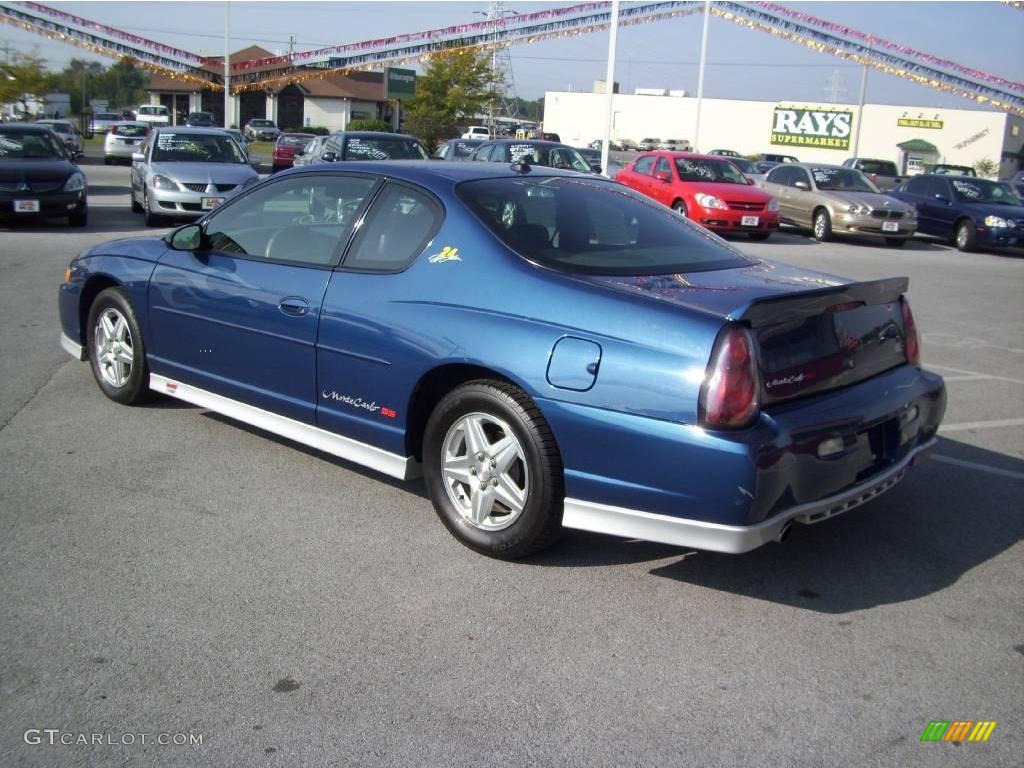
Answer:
[277,134,314,147]
[449,140,483,159]
[111,123,148,137]
[727,157,755,173]
[457,176,753,276]
[951,179,1021,205]
[343,136,429,160]
[811,167,878,192]
[138,106,167,116]
[250,120,274,127]
[0,129,66,159]
[507,143,591,172]
[94,113,119,120]
[674,157,748,184]
[151,132,247,164]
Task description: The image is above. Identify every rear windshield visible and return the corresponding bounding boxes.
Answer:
[449,140,483,158]
[138,106,167,116]
[858,160,898,175]
[249,120,274,127]
[457,176,753,276]
[0,129,66,159]
[343,136,428,160]
[152,132,247,163]
[111,124,147,137]
[277,134,314,147]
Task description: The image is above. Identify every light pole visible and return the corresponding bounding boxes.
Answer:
[600,0,620,177]
[693,0,711,153]
[223,1,231,128]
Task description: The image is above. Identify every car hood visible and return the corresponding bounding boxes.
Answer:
[577,258,850,321]
[0,158,76,183]
[79,236,169,264]
[818,190,914,213]
[149,162,256,183]
[686,181,773,201]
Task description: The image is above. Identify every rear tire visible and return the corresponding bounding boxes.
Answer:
[423,380,564,559]
[812,208,833,241]
[955,219,977,252]
[86,287,152,405]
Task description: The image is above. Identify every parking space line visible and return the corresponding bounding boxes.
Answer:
[939,418,1024,433]
[928,364,1024,386]
[939,375,994,382]
[933,455,1024,482]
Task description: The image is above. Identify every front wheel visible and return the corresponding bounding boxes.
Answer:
[143,190,163,227]
[423,381,564,559]
[955,220,977,252]
[672,200,688,217]
[812,209,833,241]
[86,287,152,405]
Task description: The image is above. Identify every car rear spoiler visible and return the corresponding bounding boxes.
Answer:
[736,277,909,328]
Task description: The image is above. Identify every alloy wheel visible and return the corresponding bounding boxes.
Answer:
[441,412,529,531]
[93,308,134,387]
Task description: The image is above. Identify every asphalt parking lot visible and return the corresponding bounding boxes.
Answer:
[1,152,1022,767]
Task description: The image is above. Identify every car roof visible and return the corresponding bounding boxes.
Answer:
[0,123,57,133]
[277,160,595,192]
[329,131,420,140]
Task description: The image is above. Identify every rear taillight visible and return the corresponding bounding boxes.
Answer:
[699,325,760,429]
[901,298,920,365]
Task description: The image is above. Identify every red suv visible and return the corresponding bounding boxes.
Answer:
[272,133,316,172]
[616,152,780,240]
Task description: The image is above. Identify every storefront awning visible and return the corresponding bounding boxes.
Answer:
[897,139,939,152]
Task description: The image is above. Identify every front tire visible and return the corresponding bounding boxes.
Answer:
[423,381,564,559]
[86,288,152,405]
[143,190,163,227]
[813,208,833,241]
[672,200,688,217]
[955,219,977,252]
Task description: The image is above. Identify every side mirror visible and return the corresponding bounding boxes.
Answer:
[794,180,810,190]
[321,151,337,162]
[655,171,671,183]
[131,152,145,163]
[167,223,205,251]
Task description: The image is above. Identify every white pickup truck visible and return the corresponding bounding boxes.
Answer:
[461,125,490,140]
[134,104,171,127]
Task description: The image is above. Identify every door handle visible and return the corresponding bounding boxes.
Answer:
[278,297,309,316]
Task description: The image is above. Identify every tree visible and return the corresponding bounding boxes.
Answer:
[403,48,499,152]
[0,53,53,118]
[972,157,998,179]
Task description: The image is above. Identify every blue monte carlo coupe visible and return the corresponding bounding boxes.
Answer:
[58,161,946,559]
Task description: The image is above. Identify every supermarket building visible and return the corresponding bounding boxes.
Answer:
[543,90,1024,177]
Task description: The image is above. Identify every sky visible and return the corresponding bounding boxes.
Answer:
[2,1,1022,109]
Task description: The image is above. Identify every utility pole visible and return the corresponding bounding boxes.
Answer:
[288,34,294,62]
[693,0,711,153]
[599,0,619,177]
[823,69,846,104]
[223,1,231,128]
[851,57,869,157]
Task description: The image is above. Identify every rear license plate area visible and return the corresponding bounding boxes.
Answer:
[856,417,900,481]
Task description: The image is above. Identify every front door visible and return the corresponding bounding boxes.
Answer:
[147,172,380,424]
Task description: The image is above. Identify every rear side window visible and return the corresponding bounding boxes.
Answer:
[904,176,928,194]
[342,183,442,272]
[859,160,898,175]
[925,177,949,198]
[457,176,752,276]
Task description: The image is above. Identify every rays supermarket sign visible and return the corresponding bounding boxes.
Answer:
[770,106,853,150]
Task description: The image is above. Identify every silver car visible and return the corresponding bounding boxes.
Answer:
[759,163,918,246]
[35,119,83,156]
[103,121,149,164]
[90,112,121,133]
[130,127,259,226]
[290,136,324,168]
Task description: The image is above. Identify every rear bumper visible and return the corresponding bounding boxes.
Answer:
[563,438,936,553]
[542,363,945,551]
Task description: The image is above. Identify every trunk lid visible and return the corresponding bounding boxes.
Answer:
[580,264,911,404]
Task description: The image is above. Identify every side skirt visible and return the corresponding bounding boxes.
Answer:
[150,374,421,481]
